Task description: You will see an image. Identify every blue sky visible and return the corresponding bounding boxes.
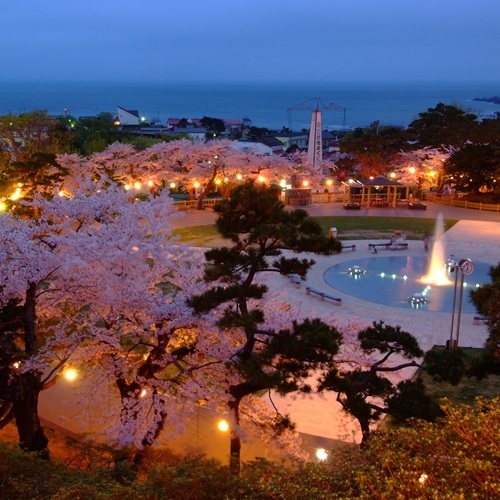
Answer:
[2,0,499,82]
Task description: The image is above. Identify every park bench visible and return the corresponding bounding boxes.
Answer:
[408,202,427,210]
[306,286,342,306]
[342,244,356,252]
[473,315,488,325]
[368,242,408,253]
[343,203,361,210]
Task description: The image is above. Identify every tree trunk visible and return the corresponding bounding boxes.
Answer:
[359,417,371,449]
[229,434,241,476]
[12,372,48,457]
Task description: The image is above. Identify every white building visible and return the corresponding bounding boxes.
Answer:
[117,106,140,126]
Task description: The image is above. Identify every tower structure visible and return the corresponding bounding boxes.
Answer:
[287,98,347,171]
[307,106,323,169]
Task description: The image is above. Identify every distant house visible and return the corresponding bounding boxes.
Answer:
[274,131,309,151]
[167,118,243,136]
[259,135,286,153]
[223,119,243,136]
[165,127,206,142]
[117,106,140,126]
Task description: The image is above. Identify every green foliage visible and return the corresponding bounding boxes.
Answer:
[387,378,445,423]
[358,321,424,359]
[2,398,499,498]
[200,116,225,136]
[407,103,479,149]
[470,263,500,374]
[443,142,500,192]
[424,347,466,385]
[361,397,500,499]
[71,113,122,155]
[319,322,424,443]
[339,124,407,178]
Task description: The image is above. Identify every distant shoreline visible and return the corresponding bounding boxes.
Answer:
[472,96,500,105]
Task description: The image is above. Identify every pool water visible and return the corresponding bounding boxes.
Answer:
[323,256,491,313]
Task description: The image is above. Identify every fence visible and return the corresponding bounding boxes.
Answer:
[424,194,500,212]
[173,198,220,210]
[173,193,500,212]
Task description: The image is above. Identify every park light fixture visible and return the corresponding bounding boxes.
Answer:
[147,180,154,187]
[236,174,243,181]
[418,473,428,485]
[64,368,78,381]
[10,187,22,201]
[124,184,131,191]
[316,448,328,461]
[257,175,265,183]
[215,179,222,186]
[409,166,416,174]
[302,180,309,187]
[194,181,200,188]
[217,419,229,432]
[170,182,176,189]
[326,179,333,186]
[134,182,141,190]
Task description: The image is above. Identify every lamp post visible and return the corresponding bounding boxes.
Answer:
[448,258,474,350]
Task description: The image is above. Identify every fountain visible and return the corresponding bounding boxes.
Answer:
[322,213,489,312]
[421,213,452,286]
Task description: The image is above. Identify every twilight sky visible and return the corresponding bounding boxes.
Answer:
[2,0,499,83]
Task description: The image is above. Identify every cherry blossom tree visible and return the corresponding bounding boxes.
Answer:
[0,204,74,454]
[24,179,233,461]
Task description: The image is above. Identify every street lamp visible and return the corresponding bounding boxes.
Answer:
[448,258,474,350]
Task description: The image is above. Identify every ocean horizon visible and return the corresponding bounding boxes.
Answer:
[0,80,498,131]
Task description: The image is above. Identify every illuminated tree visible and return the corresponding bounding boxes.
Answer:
[0,207,70,454]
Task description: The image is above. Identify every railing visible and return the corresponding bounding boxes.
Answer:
[174,193,500,212]
[425,194,500,212]
[173,198,220,210]
[311,192,344,204]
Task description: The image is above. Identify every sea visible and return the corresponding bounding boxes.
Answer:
[0,80,498,131]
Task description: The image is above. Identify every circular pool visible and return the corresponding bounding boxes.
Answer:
[324,256,491,313]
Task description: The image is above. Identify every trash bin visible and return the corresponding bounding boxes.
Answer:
[328,227,338,239]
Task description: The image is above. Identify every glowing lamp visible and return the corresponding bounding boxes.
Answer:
[64,369,78,381]
[217,419,229,432]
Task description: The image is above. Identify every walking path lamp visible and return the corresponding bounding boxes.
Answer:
[448,258,474,350]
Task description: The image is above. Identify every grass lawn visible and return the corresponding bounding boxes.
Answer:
[173,217,459,245]
[421,346,500,405]
[314,216,458,240]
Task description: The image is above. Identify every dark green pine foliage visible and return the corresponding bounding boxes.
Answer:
[188,181,342,473]
[318,321,425,446]
[470,263,500,376]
